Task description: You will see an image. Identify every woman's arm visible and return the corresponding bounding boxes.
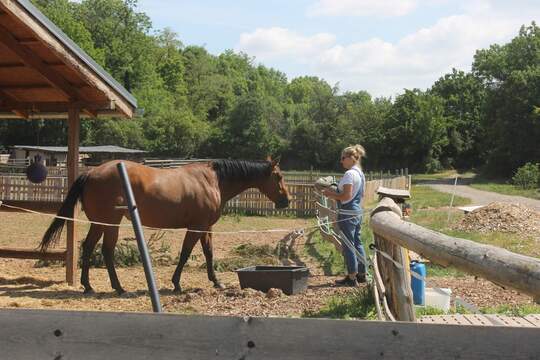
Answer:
[323,184,353,202]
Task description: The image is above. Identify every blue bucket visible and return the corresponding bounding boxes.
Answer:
[410,261,426,305]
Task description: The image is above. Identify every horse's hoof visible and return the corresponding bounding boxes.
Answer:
[115,288,126,296]
[173,286,182,293]
[214,283,225,290]
[83,288,95,295]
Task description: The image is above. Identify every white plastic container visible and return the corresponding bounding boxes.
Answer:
[424,287,452,313]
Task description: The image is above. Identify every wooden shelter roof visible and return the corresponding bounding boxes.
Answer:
[0,0,136,119]
[12,145,146,154]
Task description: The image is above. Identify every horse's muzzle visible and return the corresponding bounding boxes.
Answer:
[275,197,290,209]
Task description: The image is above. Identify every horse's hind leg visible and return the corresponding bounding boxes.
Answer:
[80,224,104,294]
[172,230,201,293]
[102,226,125,295]
[200,230,224,290]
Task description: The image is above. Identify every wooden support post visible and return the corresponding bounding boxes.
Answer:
[66,106,80,285]
[372,198,416,322]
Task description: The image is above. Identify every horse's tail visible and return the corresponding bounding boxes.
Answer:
[40,174,89,252]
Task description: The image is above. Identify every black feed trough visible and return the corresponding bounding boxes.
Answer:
[235,265,309,295]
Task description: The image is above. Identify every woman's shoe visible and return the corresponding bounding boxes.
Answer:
[335,276,359,287]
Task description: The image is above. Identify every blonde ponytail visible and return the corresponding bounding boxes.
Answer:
[342,144,366,165]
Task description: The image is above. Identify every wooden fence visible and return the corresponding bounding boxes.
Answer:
[0,175,67,202]
[1,308,539,359]
[369,197,540,321]
[0,171,409,217]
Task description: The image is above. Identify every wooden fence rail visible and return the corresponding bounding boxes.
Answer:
[370,197,540,320]
[1,173,410,217]
[1,308,539,359]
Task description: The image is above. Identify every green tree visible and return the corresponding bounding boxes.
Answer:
[473,23,540,176]
[430,69,486,169]
[384,89,448,172]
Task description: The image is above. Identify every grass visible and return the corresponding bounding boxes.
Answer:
[480,304,540,316]
[469,181,540,200]
[303,287,378,320]
[305,231,345,276]
[411,170,461,182]
[413,169,540,200]
[409,185,471,209]
[425,263,466,278]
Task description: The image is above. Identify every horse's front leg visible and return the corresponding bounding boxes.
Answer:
[172,230,201,293]
[201,229,224,290]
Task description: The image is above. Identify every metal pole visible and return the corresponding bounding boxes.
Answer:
[446,176,459,225]
[117,162,162,313]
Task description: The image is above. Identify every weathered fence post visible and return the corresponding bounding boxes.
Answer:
[371,198,415,321]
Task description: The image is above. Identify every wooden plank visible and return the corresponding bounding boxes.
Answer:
[463,314,493,326]
[485,315,538,328]
[1,309,540,360]
[0,0,135,118]
[0,247,66,260]
[523,314,540,327]
[376,186,411,199]
[0,23,78,100]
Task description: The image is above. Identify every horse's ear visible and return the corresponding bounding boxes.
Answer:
[271,156,281,167]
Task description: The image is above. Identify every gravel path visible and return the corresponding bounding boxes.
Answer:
[425,184,540,211]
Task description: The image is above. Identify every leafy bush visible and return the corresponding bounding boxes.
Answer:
[35,231,173,268]
[512,162,540,189]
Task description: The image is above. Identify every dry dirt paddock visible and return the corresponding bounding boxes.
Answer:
[0,211,533,316]
[0,211,358,317]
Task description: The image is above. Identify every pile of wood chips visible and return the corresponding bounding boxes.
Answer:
[456,202,540,239]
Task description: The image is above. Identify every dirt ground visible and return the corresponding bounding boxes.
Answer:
[0,213,361,316]
[0,212,536,316]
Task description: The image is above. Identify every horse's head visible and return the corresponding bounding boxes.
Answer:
[259,157,290,209]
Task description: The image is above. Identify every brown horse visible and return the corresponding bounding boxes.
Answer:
[40,158,290,294]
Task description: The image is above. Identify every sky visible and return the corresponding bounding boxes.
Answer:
[136,0,540,98]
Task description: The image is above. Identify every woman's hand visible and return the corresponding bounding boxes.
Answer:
[322,188,334,198]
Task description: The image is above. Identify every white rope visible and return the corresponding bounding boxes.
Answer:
[0,201,358,235]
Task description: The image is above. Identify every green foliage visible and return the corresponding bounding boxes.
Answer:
[426,264,466,278]
[481,304,540,316]
[473,22,540,177]
[303,287,377,320]
[512,162,540,189]
[4,4,537,178]
[415,306,445,317]
[384,89,448,173]
[430,69,486,169]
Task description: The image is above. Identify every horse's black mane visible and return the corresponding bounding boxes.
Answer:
[211,159,272,183]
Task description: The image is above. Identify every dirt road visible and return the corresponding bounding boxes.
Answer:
[425,183,540,211]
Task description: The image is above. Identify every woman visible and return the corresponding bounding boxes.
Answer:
[322,145,367,287]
